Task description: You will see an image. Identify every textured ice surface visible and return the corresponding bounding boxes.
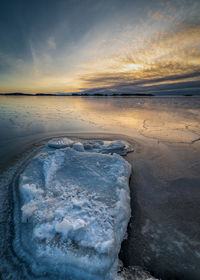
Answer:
[47,137,74,148]
[14,139,132,279]
[118,266,158,280]
[48,137,133,155]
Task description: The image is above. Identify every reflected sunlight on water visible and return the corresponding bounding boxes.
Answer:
[0,96,200,169]
[65,96,200,143]
[0,96,200,280]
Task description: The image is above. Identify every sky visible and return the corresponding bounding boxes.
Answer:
[0,0,200,94]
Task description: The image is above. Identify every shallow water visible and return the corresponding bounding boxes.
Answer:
[0,96,200,170]
[0,96,200,279]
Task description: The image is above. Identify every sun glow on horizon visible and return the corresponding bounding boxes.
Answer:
[120,63,144,72]
[0,0,200,94]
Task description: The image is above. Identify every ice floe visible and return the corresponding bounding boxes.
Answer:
[13,138,133,279]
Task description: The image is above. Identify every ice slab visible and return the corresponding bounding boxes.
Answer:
[14,139,132,279]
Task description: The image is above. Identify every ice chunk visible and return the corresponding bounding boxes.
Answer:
[48,137,133,155]
[73,142,85,152]
[13,139,132,280]
[82,140,133,155]
[47,137,74,148]
[101,140,133,155]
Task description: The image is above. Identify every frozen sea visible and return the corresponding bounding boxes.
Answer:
[0,95,200,279]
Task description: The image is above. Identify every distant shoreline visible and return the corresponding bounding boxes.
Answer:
[0,92,154,96]
[0,92,197,97]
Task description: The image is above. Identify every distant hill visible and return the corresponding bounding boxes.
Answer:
[1,92,34,96]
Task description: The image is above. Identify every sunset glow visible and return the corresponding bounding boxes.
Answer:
[0,0,200,94]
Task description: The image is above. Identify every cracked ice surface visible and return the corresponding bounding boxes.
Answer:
[14,138,132,279]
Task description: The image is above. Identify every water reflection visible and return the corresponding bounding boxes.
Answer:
[0,96,200,279]
[0,96,200,169]
[63,96,200,143]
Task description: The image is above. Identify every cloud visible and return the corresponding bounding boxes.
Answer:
[0,0,200,93]
[77,18,200,94]
[47,36,56,50]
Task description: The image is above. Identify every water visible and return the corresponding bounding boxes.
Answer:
[0,96,200,279]
[0,96,199,170]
